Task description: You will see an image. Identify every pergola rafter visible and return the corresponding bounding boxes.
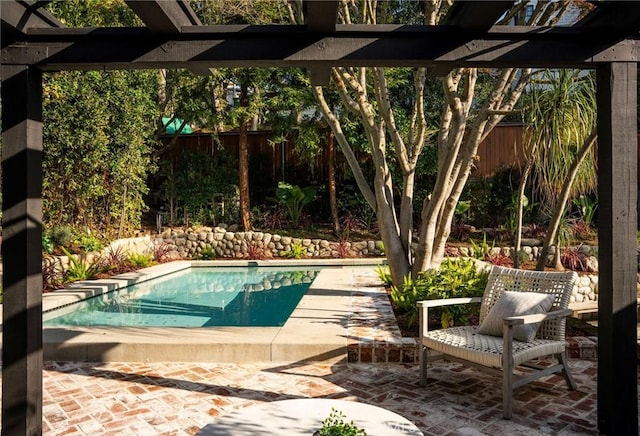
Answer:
[124,0,201,32]
[0,0,63,37]
[1,1,638,435]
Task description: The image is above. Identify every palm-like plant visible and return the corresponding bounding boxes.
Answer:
[523,69,597,270]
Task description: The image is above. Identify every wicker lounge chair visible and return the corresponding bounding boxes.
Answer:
[418,265,579,419]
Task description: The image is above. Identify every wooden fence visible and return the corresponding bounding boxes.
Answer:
[160,123,606,183]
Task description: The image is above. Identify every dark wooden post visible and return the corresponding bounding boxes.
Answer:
[1,65,44,436]
[596,62,638,435]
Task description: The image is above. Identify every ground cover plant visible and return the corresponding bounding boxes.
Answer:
[314,408,367,436]
[384,258,489,333]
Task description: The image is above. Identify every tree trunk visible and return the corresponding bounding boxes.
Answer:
[327,130,341,235]
[536,129,597,270]
[238,82,251,231]
[513,162,532,268]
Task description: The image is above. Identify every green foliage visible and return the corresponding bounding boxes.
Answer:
[455,200,471,218]
[161,151,238,226]
[43,66,158,236]
[41,2,158,236]
[336,183,376,230]
[42,235,54,255]
[316,408,367,436]
[284,241,307,259]
[126,252,154,268]
[48,226,75,248]
[527,69,597,213]
[389,258,488,327]
[275,182,316,227]
[198,247,217,260]
[469,234,495,260]
[375,265,393,286]
[61,247,105,282]
[76,234,104,252]
[572,194,597,225]
[462,165,523,228]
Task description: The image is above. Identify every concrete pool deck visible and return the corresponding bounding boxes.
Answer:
[3,259,410,364]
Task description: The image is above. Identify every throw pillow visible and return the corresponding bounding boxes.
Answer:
[478,291,556,342]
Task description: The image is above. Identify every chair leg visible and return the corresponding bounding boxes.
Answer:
[420,346,428,387]
[557,351,577,390]
[503,358,514,419]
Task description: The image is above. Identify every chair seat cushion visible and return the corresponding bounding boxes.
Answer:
[478,291,556,342]
[422,326,566,369]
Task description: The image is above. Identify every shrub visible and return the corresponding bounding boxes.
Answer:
[389,258,489,328]
[285,241,307,259]
[568,218,594,241]
[49,226,75,248]
[76,234,103,252]
[336,239,351,258]
[246,241,269,260]
[340,213,366,233]
[315,408,366,436]
[126,252,154,268]
[198,247,216,260]
[485,251,513,267]
[153,242,174,263]
[275,182,316,227]
[560,245,591,272]
[375,265,393,286]
[61,247,105,282]
[42,235,54,255]
[255,206,285,230]
[42,258,63,291]
[103,246,135,274]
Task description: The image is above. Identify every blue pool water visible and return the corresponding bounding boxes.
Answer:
[43,266,321,327]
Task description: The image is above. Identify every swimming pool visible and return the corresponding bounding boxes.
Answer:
[44,266,321,328]
[37,259,388,363]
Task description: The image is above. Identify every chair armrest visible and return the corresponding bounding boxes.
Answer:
[503,308,573,326]
[418,297,482,308]
[418,297,482,336]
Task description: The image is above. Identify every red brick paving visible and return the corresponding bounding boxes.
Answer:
[0,358,619,435]
[0,268,634,434]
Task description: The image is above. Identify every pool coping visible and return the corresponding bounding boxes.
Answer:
[2,258,391,364]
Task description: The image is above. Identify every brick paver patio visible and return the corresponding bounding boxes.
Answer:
[1,266,631,434]
[0,357,606,435]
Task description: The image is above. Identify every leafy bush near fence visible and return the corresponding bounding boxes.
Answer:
[388,258,489,328]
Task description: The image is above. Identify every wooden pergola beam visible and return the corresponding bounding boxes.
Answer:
[124,0,200,32]
[304,0,339,86]
[1,64,44,435]
[431,0,515,77]
[442,0,514,30]
[305,0,338,32]
[2,25,638,71]
[0,0,62,39]
[125,0,211,76]
[577,0,640,32]
[596,61,638,435]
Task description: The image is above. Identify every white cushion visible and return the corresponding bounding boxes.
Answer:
[478,291,555,342]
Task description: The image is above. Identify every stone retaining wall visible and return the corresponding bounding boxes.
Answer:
[153,226,385,259]
[38,229,600,303]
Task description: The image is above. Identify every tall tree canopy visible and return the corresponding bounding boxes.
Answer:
[43,0,160,236]
[288,0,576,285]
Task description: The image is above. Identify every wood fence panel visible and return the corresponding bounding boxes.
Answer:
[166,124,636,183]
[472,124,526,178]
